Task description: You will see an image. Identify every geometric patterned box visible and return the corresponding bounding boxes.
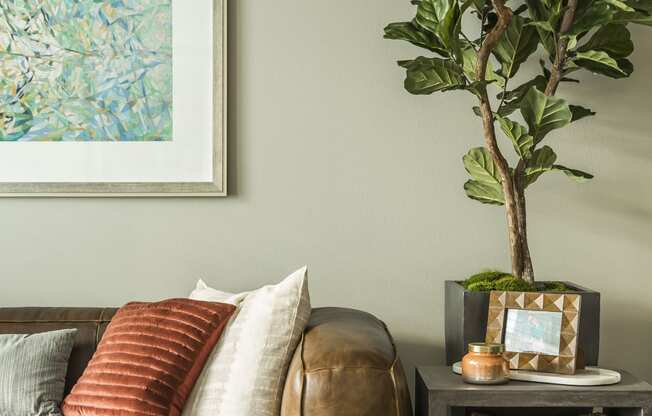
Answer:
[485,291,582,375]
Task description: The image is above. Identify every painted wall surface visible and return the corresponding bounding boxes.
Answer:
[2,1,651,387]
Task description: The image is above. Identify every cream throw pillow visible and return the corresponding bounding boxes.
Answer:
[183,266,311,416]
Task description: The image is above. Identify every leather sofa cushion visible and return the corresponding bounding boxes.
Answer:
[0,307,117,394]
[62,299,235,416]
[281,308,413,416]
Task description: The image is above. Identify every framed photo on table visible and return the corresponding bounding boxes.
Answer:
[485,290,582,375]
[0,0,226,196]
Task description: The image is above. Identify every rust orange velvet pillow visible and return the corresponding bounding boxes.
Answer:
[62,298,235,416]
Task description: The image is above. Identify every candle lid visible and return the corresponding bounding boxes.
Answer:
[468,342,504,353]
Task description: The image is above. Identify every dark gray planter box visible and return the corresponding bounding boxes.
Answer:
[444,280,600,366]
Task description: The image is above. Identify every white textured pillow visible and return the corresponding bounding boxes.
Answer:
[183,266,311,416]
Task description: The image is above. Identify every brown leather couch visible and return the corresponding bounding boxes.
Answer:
[0,306,412,416]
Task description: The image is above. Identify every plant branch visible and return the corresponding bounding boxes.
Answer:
[545,0,579,96]
[497,76,510,113]
[511,0,580,284]
[476,1,511,85]
[475,1,524,279]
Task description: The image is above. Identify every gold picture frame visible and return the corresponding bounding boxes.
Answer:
[485,290,582,375]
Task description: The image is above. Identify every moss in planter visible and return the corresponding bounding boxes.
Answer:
[463,271,567,292]
[465,280,497,292]
[542,281,569,292]
[494,275,535,291]
[462,271,508,290]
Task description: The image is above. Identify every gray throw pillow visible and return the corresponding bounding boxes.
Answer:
[0,329,77,416]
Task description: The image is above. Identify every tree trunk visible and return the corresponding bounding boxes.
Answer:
[478,96,524,279]
[476,1,525,279]
[492,0,578,283]
[514,162,534,283]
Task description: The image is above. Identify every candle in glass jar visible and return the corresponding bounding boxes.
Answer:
[461,343,509,385]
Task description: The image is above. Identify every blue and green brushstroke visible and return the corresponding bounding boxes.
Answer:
[0,0,172,141]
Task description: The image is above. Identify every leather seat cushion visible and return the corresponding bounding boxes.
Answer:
[62,299,235,416]
[0,307,117,394]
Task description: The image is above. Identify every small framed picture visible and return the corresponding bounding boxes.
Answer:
[485,291,582,375]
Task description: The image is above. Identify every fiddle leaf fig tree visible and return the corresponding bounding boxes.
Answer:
[384,0,651,284]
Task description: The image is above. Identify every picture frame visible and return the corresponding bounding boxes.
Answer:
[0,0,227,197]
[485,290,582,375]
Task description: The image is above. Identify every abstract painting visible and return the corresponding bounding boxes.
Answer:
[0,0,172,142]
[0,0,225,196]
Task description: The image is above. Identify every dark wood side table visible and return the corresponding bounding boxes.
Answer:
[416,366,652,416]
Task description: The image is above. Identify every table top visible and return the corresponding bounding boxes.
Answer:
[417,366,652,393]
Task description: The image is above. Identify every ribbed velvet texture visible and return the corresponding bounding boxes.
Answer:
[62,299,235,416]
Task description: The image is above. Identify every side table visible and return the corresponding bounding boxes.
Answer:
[416,366,652,416]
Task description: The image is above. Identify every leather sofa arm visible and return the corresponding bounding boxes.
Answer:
[281,307,412,416]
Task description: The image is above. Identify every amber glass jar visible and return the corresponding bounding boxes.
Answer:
[461,343,509,385]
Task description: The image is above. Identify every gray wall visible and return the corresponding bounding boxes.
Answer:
[2,0,651,387]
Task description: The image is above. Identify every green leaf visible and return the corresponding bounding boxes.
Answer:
[566,35,579,50]
[520,87,572,143]
[492,15,540,78]
[629,0,652,12]
[526,20,555,32]
[383,22,449,55]
[578,24,633,59]
[574,50,633,78]
[525,146,557,187]
[463,147,502,184]
[497,75,548,117]
[401,57,466,94]
[525,0,560,55]
[431,0,457,22]
[568,2,617,36]
[415,0,463,56]
[464,180,505,205]
[612,0,652,25]
[604,0,635,11]
[613,11,652,25]
[553,165,595,182]
[499,75,548,102]
[414,0,441,34]
[495,115,535,158]
[543,0,563,13]
[461,44,504,87]
[461,45,480,81]
[525,0,553,20]
[463,147,505,205]
[569,105,596,122]
[439,3,463,56]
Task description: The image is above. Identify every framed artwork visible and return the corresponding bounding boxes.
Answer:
[485,290,582,375]
[0,0,226,196]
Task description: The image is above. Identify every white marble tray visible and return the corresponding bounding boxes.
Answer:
[452,362,621,386]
